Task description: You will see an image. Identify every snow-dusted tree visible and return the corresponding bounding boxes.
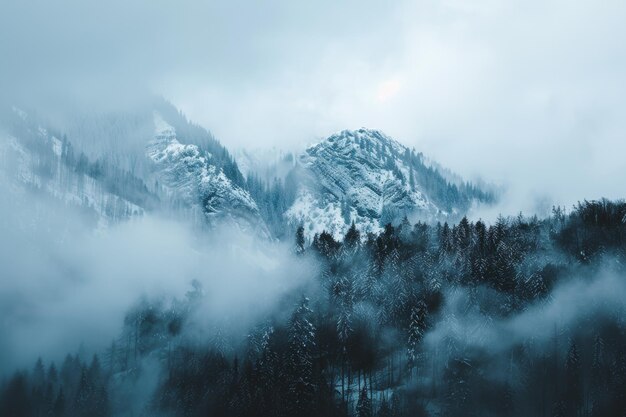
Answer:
[287,296,317,415]
[337,294,353,352]
[344,221,361,249]
[407,300,428,375]
[590,334,606,406]
[398,216,412,243]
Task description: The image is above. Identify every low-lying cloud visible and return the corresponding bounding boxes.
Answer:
[424,268,626,357]
[0,186,315,373]
[2,0,625,215]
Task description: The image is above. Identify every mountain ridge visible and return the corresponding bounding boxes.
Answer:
[0,101,494,240]
[284,128,493,239]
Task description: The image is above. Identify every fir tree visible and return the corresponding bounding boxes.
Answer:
[53,387,66,417]
[295,225,306,255]
[564,343,582,416]
[407,300,428,374]
[287,296,317,416]
[344,221,361,249]
[378,395,392,417]
[356,385,373,417]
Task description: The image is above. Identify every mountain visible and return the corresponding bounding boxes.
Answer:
[285,128,493,239]
[0,100,492,241]
[0,106,152,230]
[0,101,269,236]
[148,112,269,237]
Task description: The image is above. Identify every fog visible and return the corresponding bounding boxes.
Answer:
[0,184,316,373]
[425,269,626,356]
[1,3,625,415]
[2,0,626,214]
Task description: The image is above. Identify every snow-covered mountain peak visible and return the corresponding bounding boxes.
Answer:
[302,128,416,174]
[1,103,491,242]
[288,129,433,239]
[147,111,270,238]
[287,128,492,240]
[328,128,403,150]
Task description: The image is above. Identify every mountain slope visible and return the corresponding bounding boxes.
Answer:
[1,102,491,241]
[0,106,151,230]
[0,102,270,237]
[148,112,269,237]
[286,128,492,239]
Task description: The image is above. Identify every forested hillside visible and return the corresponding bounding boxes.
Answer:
[2,199,625,417]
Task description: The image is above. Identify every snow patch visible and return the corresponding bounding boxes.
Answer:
[286,128,438,239]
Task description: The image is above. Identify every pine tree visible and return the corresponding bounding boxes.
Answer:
[30,357,47,415]
[494,240,516,293]
[590,335,606,413]
[399,216,412,244]
[295,225,306,255]
[440,222,452,253]
[337,282,353,352]
[497,382,515,416]
[407,300,428,375]
[104,341,118,374]
[443,358,473,417]
[356,385,373,417]
[457,216,471,251]
[47,363,59,387]
[33,357,46,387]
[0,373,30,417]
[311,232,319,245]
[60,354,81,392]
[74,367,93,417]
[88,354,103,387]
[390,391,401,417]
[316,231,340,258]
[564,343,582,416]
[378,395,392,417]
[344,221,361,249]
[288,296,317,416]
[552,399,566,417]
[53,387,66,417]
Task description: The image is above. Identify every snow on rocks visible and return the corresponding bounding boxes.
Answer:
[286,128,439,240]
[148,112,270,237]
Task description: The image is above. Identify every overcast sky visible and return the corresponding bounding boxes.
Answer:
[2,0,625,212]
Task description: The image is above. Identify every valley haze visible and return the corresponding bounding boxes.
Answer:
[0,1,625,417]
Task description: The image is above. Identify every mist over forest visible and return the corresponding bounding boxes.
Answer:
[1,180,625,417]
[1,99,624,416]
[2,0,626,416]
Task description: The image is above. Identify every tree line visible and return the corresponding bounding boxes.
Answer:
[2,199,625,417]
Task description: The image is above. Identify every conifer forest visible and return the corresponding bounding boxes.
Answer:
[2,0,626,416]
[2,201,625,417]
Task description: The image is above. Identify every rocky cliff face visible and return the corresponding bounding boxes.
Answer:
[1,103,491,241]
[286,128,489,239]
[0,104,270,237]
[148,113,270,237]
